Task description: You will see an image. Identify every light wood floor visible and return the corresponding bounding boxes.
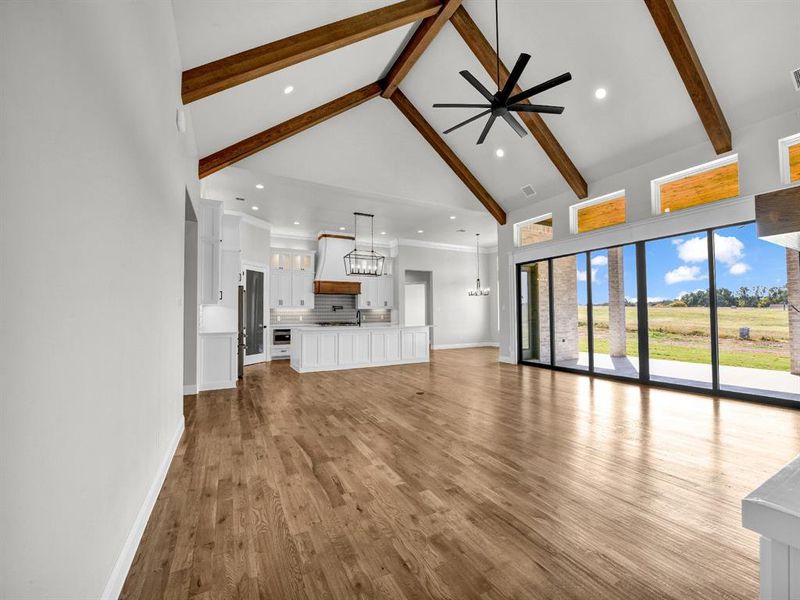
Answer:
[121,348,800,599]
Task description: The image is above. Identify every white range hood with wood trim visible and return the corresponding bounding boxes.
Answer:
[314,233,361,295]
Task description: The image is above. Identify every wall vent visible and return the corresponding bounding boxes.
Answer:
[792,67,800,91]
[521,184,537,199]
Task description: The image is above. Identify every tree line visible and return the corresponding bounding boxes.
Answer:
[666,286,789,308]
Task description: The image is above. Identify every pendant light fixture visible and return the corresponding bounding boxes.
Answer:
[468,233,490,296]
[343,212,385,277]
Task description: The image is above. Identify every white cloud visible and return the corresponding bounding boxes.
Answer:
[577,268,599,282]
[672,238,684,246]
[676,236,708,263]
[729,262,750,275]
[713,234,745,266]
[590,255,608,267]
[647,296,667,303]
[665,265,705,285]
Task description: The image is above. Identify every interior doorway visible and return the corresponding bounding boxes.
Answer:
[183,190,198,394]
[404,270,433,346]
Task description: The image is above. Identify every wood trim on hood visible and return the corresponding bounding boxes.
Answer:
[313,280,361,295]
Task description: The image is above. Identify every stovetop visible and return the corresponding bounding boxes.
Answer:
[317,321,358,327]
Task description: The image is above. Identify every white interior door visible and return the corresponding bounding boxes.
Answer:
[404,283,427,326]
[243,264,267,365]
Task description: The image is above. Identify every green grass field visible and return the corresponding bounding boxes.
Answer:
[577,306,791,371]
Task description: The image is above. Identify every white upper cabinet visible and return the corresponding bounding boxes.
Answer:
[199,199,223,305]
[269,249,315,309]
[357,272,394,309]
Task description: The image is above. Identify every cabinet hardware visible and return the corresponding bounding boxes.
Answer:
[219,290,223,301]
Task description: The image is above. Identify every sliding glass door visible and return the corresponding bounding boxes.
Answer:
[519,261,550,364]
[645,233,713,388]
[517,220,799,405]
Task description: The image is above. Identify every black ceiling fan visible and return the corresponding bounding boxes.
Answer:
[433,0,572,145]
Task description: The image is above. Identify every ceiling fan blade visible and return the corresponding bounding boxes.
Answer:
[497,53,530,102]
[433,103,492,109]
[507,72,572,105]
[459,70,496,102]
[476,114,497,145]
[443,109,492,134]
[501,112,528,138]
[508,103,565,114]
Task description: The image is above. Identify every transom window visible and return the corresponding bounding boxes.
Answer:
[515,214,553,247]
[779,133,800,184]
[651,155,739,215]
[570,190,626,234]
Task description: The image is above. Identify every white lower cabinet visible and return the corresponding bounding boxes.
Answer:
[402,330,429,361]
[301,332,338,369]
[338,331,371,366]
[199,332,237,390]
[371,329,400,364]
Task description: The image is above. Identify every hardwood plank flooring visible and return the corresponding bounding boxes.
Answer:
[121,348,800,599]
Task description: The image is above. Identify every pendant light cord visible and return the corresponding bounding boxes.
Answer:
[475,234,481,283]
[494,0,500,91]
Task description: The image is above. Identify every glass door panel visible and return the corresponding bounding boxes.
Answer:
[245,269,265,358]
[645,233,712,388]
[519,261,550,364]
[714,223,800,401]
[590,245,640,378]
[553,254,588,370]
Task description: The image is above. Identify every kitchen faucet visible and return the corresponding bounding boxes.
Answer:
[356,310,362,327]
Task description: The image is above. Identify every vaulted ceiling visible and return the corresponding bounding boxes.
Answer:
[173,0,800,244]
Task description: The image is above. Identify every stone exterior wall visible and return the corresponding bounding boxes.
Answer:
[553,256,579,362]
[787,249,800,375]
[537,263,551,363]
[607,247,627,357]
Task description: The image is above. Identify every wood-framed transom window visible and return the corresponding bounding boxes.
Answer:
[779,133,800,184]
[515,214,553,247]
[651,154,739,215]
[570,190,626,234]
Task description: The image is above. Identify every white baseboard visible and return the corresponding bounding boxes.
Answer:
[101,418,185,600]
[183,384,197,395]
[198,379,236,391]
[432,342,499,350]
[498,355,514,364]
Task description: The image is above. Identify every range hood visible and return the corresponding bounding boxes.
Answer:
[314,234,361,295]
[755,185,800,251]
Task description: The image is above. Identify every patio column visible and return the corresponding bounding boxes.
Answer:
[608,247,627,357]
[787,249,800,375]
[537,264,551,363]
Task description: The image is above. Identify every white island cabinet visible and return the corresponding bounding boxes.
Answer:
[290,325,429,373]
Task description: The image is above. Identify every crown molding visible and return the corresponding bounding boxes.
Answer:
[398,238,497,254]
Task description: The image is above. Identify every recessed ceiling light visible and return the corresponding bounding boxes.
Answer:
[495,148,505,158]
[380,231,387,235]
[417,229,424,234]
[339,226,346,231]
[251,206,259,211]
[255,183,264,189]
[293,220,300,225]
[449,215,456,220]
[284,85,294,95]
[594,87,607,100]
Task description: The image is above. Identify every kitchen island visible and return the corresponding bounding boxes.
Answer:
[290,324,430,373]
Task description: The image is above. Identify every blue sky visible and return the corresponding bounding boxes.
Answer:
[575,223,787,305]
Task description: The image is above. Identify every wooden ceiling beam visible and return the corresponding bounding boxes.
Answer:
[199,83,382,179]
[390,89,506,225]
[644,0,731,154]
[381,0,464,98]
[449,6,588,199]
[182,0,442,104]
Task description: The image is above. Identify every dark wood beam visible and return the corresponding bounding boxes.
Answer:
[449,6,588,199]
[390,89,506,225]
[182,0,441,104]
[381,0,463,98]
[199,83,382,179]
[644,0,731,154]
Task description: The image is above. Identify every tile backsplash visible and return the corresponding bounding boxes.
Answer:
[270,294,391,325]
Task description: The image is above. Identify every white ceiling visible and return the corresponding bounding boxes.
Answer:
[174,0,800,242]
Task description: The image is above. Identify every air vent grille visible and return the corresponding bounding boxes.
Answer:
[793,68,800,91]
[521,184,537,199]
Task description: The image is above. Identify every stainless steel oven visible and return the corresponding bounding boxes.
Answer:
[272,328,291,346]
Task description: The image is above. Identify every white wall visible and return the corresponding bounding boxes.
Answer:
[240,219,271,266]
[395,244,498,348]
[496,109,800,362]
[0,2,198,598]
